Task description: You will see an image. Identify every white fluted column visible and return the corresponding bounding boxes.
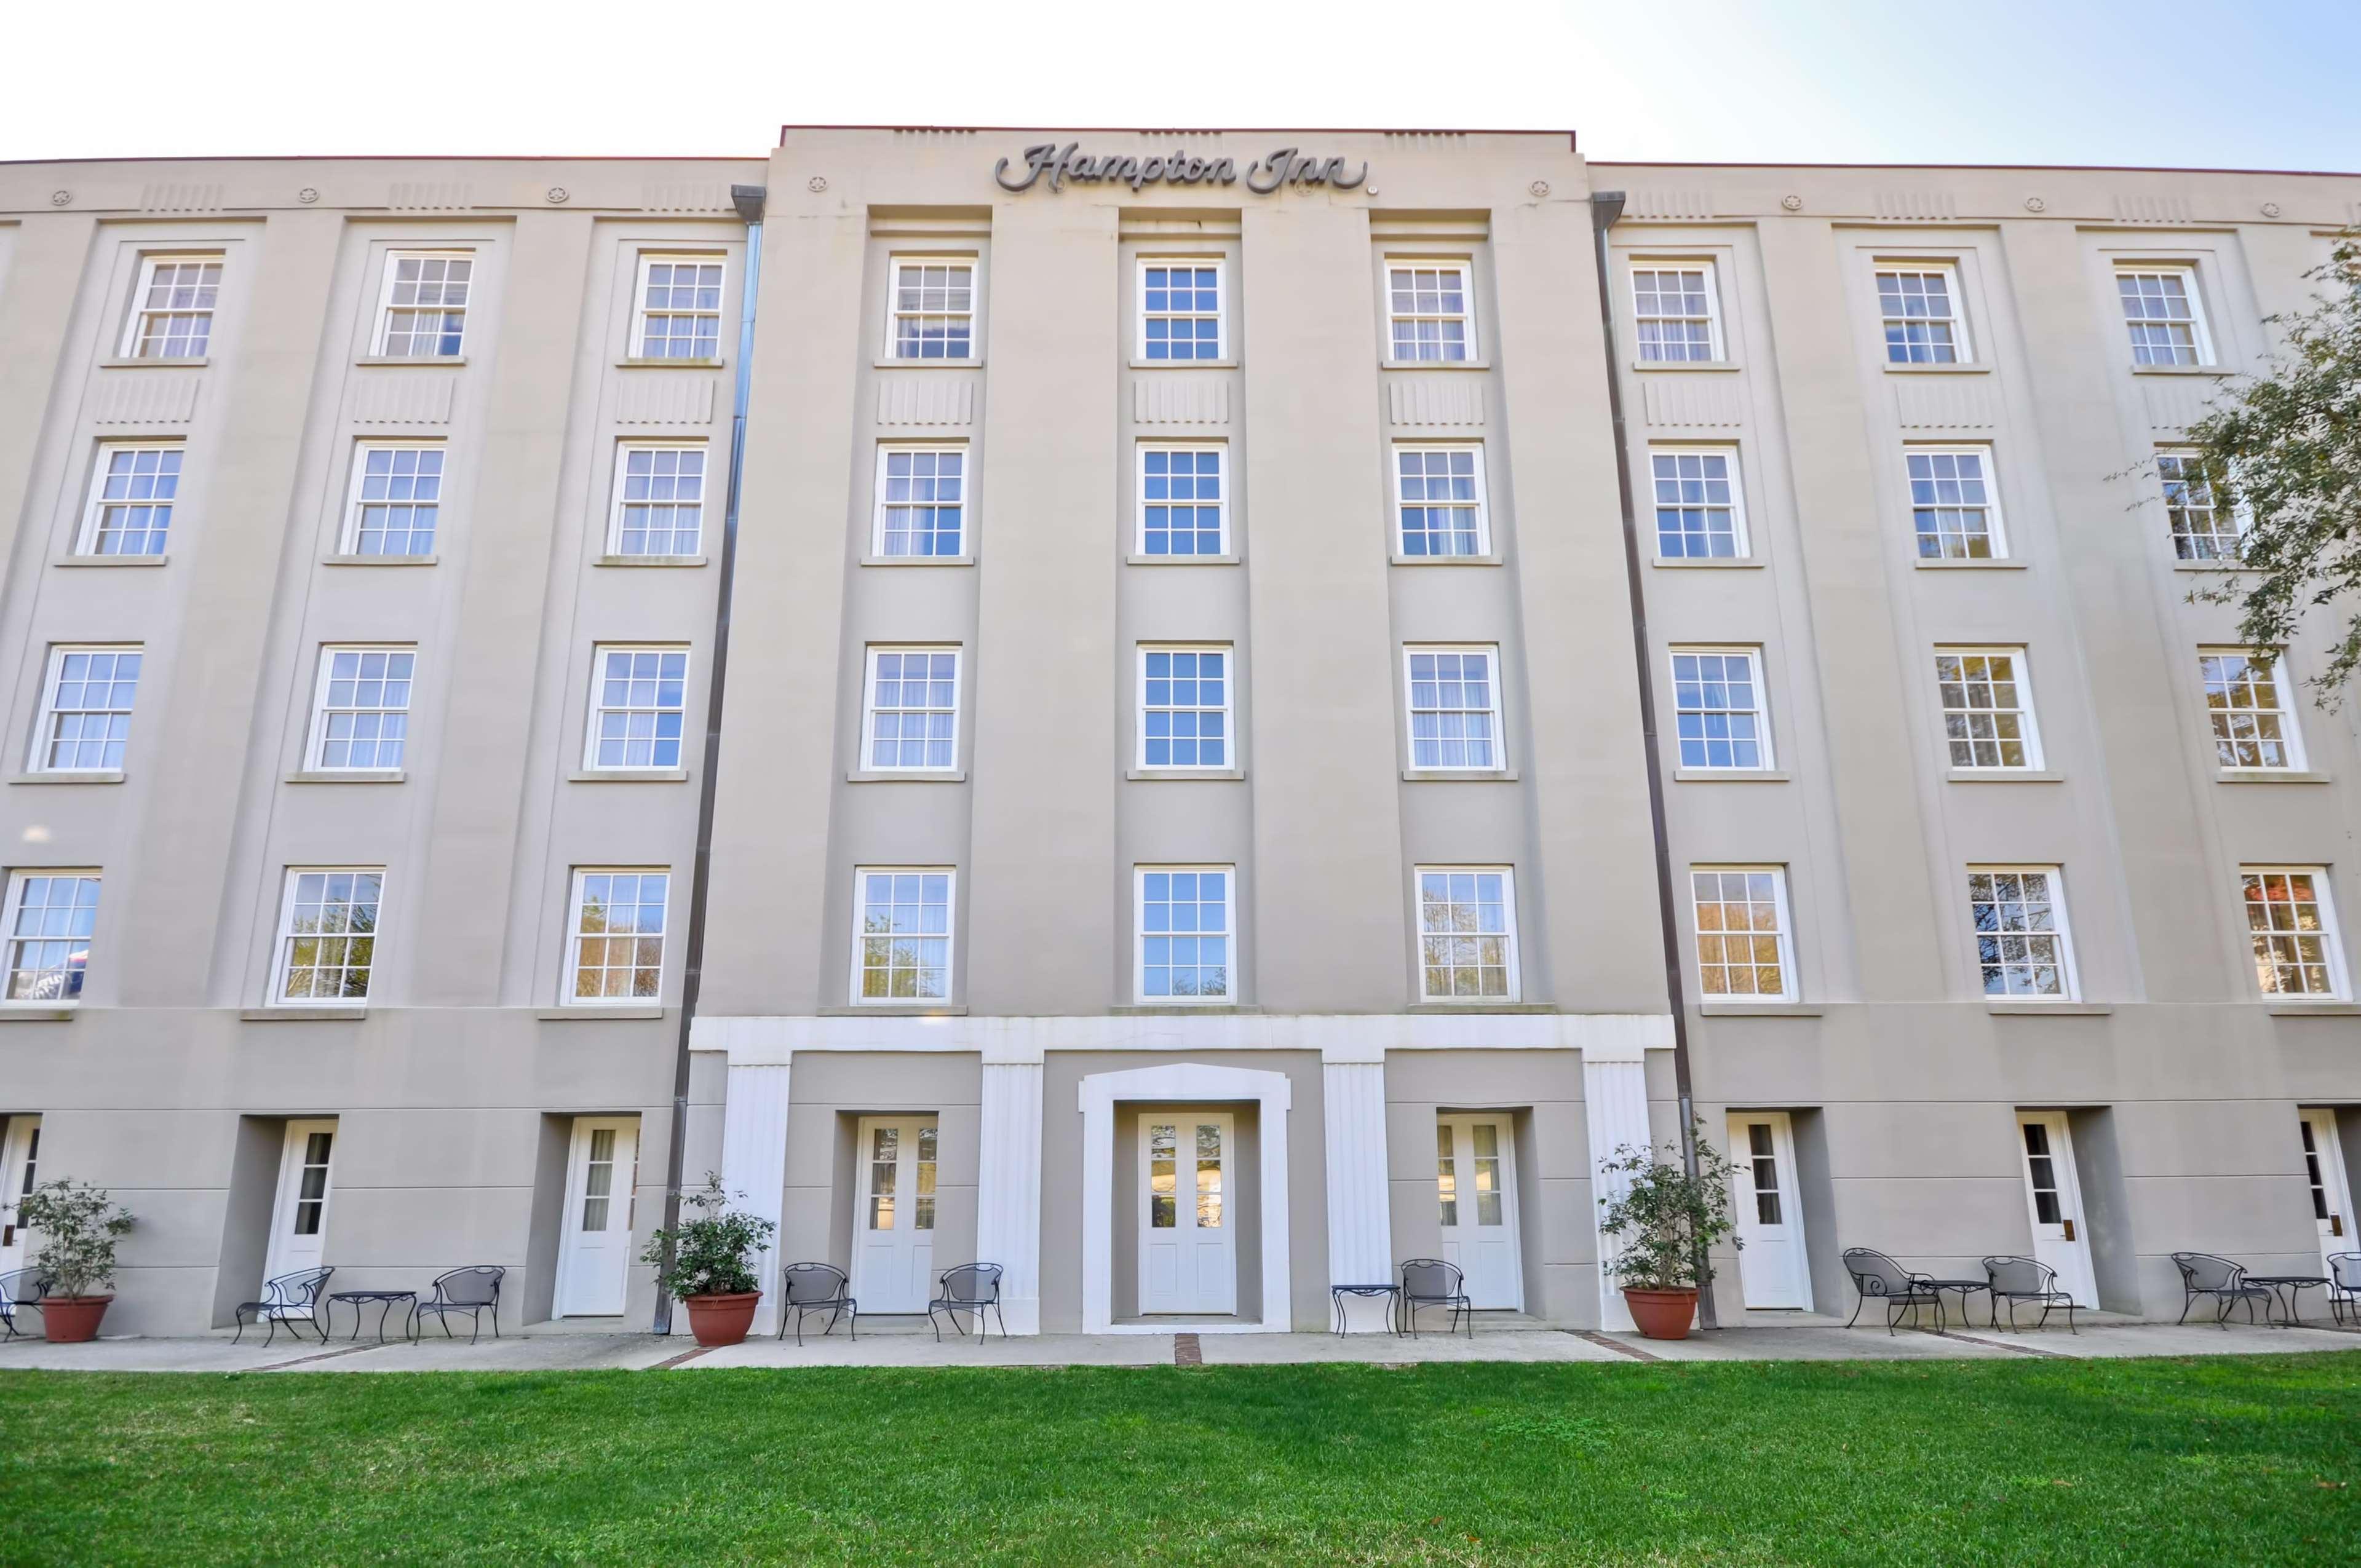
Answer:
[718,1056,793,1337]
[1322,1042,1394,1331]
[974,1036,1045,1334]
[1582,1040,1653,1332]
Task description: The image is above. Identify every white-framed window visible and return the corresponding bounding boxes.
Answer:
[862,647,961,772]
[29,646,141,774]
[343,443,444,557]
[1415,866,1518,1001]
[1404,646,1503,771]
[1691,866,1795,999]
[873,446,966,558]
[373,251,472,358]
[1631,263,1721,362]
[1875,264,1970,363]
[887,258,975,361]
[1670,647,1771,770]
[1138,444,1226,558]
[2157,448,2242,561]
[1935,648,2043,770]
[273,868,383,1005]
[633,253,725,360]
[2240,866,2347,999]
[585,646,688,770]
[2116,266,2212,366]
[1386,260,1474,363]
[1138,646,1231,770]
[1650,446,1747,559]
[121,254,223,358]
[1136,866,1234,1003]
[566,868,670,1003]
[1907,446,2005,560]
[1138,259,1224,361]
[852,868,954,1003]
[609,443,707,558]
[1967,866,2077,999]
[2200,649,2304,771]
[2,871,100,1004]
[306,646,415,772]
[1394,445,1489,558]
[78,441,183,556]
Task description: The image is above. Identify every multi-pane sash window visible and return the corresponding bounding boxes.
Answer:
[633,255,724,360]
[1139,261,1223,360]
[374,252,471,358]
[344,445,444,557]
[275,868,383,1004]
[308,647,415,771]
[1416,867,1517,1000]
[854,868,954,1002]
[1632,266,1719,362]
[1137,866,1233,1002]
[31,647,141,773]
[2201,649,2303,770]
[889,260,975,360]
[875,447,966,557]
[3,873,100,1003]
[1691,866,1794,998]
[1876,267,1967,363]
[1395,446,1488,558]
[863,647,960,771]
[122,255,222,358]
[1651,448,1745,558]
[2157,449,2240,560]
[2117,267,2209,366]
[81,443,182,556]
[1968,867,2076,998]
[1670,647,1770,770]
[611,445,706,557]
[1139,646,1231,769]
[1935,649,2042,770]
[568,869,669,1002]
[1386,262,1473,362]
[587,646,688,770]
[1139,445,1226,556]
[1405,647,1502,770]
[1908,447,2003,559]
[2241,868,2346,999]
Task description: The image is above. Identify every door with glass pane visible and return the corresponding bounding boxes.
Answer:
[2299,1110,2354,1277]
[851,1116,937,1314]
[555,1117,638,1317]
[261,1119,337,1308]
[2016,1112,2096,1307]
[1436,1114,1523,1310]
[0,1115,41,1277]
[1138,1112,1236,1316]
[1728,1112,1812,1309]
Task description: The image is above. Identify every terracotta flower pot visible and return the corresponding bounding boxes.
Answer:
[1622,1287,1699,1340]
[42,1294,114,1344]
[683,1291,761,1347]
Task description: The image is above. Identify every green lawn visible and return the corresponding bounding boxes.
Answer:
[1,1355,2355,1565]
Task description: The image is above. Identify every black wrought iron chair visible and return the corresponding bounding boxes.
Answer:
[1398,1258,1472,1339]
[1840,1248,1944,1334]
[927,1262,1005,1342]
[413,1265,504,1344]
[777,1262,857,1345]
[2329,1253,2361,1328]
[0,1267,46,1340]
[1982,1254,2079,1334]
[232,1266,334,1347]
[2170,1252,2271,1328]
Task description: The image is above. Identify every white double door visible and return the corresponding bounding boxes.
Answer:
[555,1117,639,1318]
[2017,1112,2097,1308]
[1,1115,42,1277]
[1728,1112,1812,1310]
[1436,1114,1523,1310]
[261,1119,338,1312]
[2299,1109,2354,1277]
[853,1115,938,1314]
[1140,1111,1236,1317]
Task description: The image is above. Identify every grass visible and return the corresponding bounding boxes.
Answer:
[1,1355,2355,1565]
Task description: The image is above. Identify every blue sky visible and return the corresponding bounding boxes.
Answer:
[4,0,2355,169]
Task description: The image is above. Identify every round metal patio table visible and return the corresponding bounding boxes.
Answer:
[2241,1275,2327,1328]
[1919,1278,1988,1328]
[327,1290,418,1344]
[1330,1283,1402,1336]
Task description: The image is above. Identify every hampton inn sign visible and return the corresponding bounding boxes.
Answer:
[994,142,1370,193]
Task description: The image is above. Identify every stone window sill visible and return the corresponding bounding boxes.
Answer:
[817,1004,969,1017]
[1631,360,1740,373]
[1381,358,1491,372]
[2172,560,2244,572]
[99,357,207,369]
[1697,1003,1822,1016]
[1673,768,1789,783]
[616,358,723,370]
[1915,558,2028,570]
[861,556,975,568]
[2130,364,2228,377]
[323,553,437,567]
[536,1005,667,1020]
[1402,768,1518,783]
[874,358,982,371]
[1129,358,1237,370]
[848,769,966,783]
[285,770,403,785]
[356,355,466,368]
[1946,769,2063,783]
[1391,554,1503,567]
[10,770,124,786]
[2218,769,2329,785]
[54,554,167,568]
[1883,362,1992,374]
[1127,553,1240,566]
[595,555,707,568]
[1987,1001,2111,1016]
[1109,1004,1265,1015]
[0,1006,76,1022]
[1405,1001,1558,1014]
[2268,1002,2361,1016]
[1652,558,1766,569]
[1127,767,1245,782]
[568,768,690,783]
[240,1007,368,1021]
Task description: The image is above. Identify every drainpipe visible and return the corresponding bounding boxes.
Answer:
[652,182,766,1336]
[1589,191,1716,1331]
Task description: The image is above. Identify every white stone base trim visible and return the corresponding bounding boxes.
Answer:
[1581,1051,1652,1333]
[1321,1055,1392,1330]
[717,1058,792,1337]
[975,1060,1044,1336]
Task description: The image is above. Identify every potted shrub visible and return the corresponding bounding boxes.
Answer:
[641,1173,775,1347]
[15,1179,136,1343]
[1595,1128,1741,1340]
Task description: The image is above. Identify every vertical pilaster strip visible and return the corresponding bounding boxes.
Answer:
[1320,1046,1393,1329]
[1582,1043,1653,1332]
[716,1051,791,1336]
[975,1032,1045,1334]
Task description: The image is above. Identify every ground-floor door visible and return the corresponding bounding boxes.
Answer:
[1140,1111,1236,1316]
[555,1117,638,1317]
[1436,1114,1523,1310]
[2016,1112,2097,1308]
[0,1114,41,1277]
[2299,1109,2354,1277]
[1728,1112,1812,1310]
[261,1119,338,1310]
[852,1115,937,1314]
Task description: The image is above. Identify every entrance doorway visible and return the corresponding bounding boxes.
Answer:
[262,1119,338,1308]
[1728,1112,1812,1310]
[851,1115,938,1314]
[2016,1112,2097,1308]
[2299,1109,2354,1277]
[1139,1111,1236,1316]
[555,1117,638,1317]
[1435,1114,1523,1310]
[1,1115,41,1277]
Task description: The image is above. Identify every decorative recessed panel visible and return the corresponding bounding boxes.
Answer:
[875,377,975,427]
[348,373,455,426]
[1386,377,1485,427]
[642,183,729,213]
[1892,378,1997,430]
[2141,375,2220,434]
[139,183,223,213]
[90,371,201,425]
[1132,376,1229,426]
[1624,189,1713,221]
[1873,190,1956,221]
[1639,376,1744,429]
[2112,194,2194,225]
[620,374,718,426]
[387,182,475,211]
